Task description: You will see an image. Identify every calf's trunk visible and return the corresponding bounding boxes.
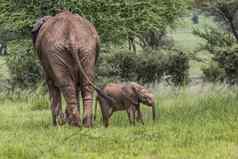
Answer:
[152,105,156,121]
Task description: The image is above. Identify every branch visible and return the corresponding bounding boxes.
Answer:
[209,5,238,41]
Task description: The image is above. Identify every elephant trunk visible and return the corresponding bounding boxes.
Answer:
[152,104,156,121]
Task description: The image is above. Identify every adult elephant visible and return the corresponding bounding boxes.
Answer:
[32,11,106,127]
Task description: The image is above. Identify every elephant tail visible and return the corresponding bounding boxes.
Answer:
[95,35,100,63]
[94,96,98,120]
[72,48,115,103]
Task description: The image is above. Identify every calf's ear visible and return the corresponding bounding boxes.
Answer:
[131,84,145,97]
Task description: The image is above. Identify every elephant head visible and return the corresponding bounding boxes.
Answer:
[31,16,51,45]
[123,83,156,120]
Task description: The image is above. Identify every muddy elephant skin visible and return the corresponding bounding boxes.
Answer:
[32,11,101,127]
[94,83,156,127]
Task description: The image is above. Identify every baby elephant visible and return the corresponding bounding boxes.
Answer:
[94,83,156,127]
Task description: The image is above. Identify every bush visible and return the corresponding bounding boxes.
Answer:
[5,40,42,88]
[98,48,190,85]
[193,26,238,84]
[214,45,238,84]
[135,50,166,83]
[95,49,122,87]
[200,45,238,84]
[165,49,189,86]
[202,62,225,82]
[109,50,138,81]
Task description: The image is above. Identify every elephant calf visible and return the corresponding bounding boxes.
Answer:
[94,83,156,127]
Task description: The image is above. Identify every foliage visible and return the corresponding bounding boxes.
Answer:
[193,26,236,53]
[5,40,42,88]
[201,62,225,82]
[108,50,138,81]
[213,45,238,84]
[0,0,191,87]
[98,49,189,86]
[193,26,238,84]
[165,49,190,86]
[0,0,189,45]
[136,30,175,50]
[194,0,238,41]
[135,50,166,83]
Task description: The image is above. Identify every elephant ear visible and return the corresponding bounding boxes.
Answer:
[131,83,146,98]
[31,16,51,45]
[121,86,139,105]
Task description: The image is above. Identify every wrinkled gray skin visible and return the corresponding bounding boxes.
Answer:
[94,83,156,127]
[32,11,105,127]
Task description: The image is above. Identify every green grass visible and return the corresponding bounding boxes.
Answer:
[0,85,238,159]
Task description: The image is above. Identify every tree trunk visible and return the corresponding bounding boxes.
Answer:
[230,20,238,41]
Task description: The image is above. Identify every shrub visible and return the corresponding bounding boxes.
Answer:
[214,45,238,84]
[165,49,189,86]
[193,26,238,84]
[100,48,190,85]
[135,50,167,83]
[201,62,225,82]
[5,40,42,88]
[109,50,138,82]
[95,50,121,87]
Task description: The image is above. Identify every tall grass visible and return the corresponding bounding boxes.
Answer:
[0,83,49,111]
[0,84,237,159]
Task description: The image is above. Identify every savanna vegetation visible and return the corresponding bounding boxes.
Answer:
[0,0,238,158]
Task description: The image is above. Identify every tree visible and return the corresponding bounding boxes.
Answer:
[0,0,189,45]
[0,0,191,87]
[192,0,238,84]
[194,0,238,41]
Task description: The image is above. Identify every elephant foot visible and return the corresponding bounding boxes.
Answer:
[56,112,66,126]
[66,109,81,127]
[83,115,93,128]
[103,121,109,128]
[136,117,144,125]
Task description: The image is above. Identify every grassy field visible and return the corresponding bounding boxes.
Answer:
[0,85,238,159]
[0,15,237,159]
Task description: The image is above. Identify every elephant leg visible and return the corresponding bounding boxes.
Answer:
[60,81,81,127]
[42,52,80,127]
[102,111,112,128]
[80,52,96,128]
[127,106,136,125]
[99,98,113,127]
[47,80,63,126]
[81,86,94,127]
[103,108,113,128]
[135,105,144,125]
